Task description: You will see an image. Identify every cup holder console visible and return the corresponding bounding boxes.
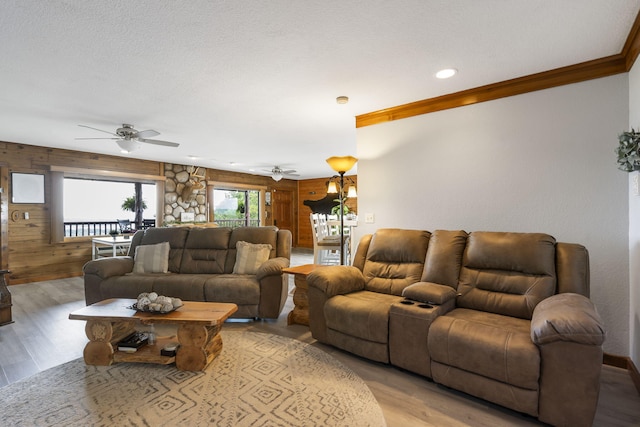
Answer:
[400,299,434,309]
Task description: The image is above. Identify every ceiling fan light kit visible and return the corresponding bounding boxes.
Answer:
[116,139,141,153]
[266,166,298,181]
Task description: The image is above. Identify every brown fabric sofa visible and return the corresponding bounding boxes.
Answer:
[307,229,605,427]
[83,226,291,319]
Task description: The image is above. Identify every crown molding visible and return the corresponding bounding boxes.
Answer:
[356,9,640,128]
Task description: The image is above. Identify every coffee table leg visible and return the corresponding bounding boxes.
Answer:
[82,320,135,366]
[176,324,223,371]
[83,320,115,365]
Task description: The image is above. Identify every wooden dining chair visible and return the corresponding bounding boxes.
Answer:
[310,213,341,265]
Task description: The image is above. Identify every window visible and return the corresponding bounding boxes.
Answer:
[49,166,166,243]
[213,188,260,228]
[63,178,157,237]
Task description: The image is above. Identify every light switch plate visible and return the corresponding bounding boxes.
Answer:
[365,213,375,223]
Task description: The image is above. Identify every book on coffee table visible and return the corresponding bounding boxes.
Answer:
[117,331,149,352]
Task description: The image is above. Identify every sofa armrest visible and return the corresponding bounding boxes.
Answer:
[402,282,457,305]
[531,293,605,346]
[255,257,290,319]
[256,257,289,280]
[307,266,365,298]
[83,257,135,279]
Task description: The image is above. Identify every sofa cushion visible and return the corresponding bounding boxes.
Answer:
[151,274,206,301]
[428,308,539,390]
[457,232,557,319]
[100,275,156,300]
[133,242,170,273]
[421,229,468,287]
[138,227,190,272]
[179,228,231,274]
[203,274,260,305]
[226,226,279,273]
[362,229,430,295]
[325,291,402,343]
[232,241,272,274]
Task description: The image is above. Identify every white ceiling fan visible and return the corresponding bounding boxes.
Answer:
[76,124,180,153]
[263,166,299,181]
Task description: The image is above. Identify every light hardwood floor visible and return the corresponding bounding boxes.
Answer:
[0,248,639,426]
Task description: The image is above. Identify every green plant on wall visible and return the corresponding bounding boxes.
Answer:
[121,196,147,212]
[331,197,350,217]
[616,129,640,172]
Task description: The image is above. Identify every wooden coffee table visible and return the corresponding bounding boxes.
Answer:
[69,298,237,371]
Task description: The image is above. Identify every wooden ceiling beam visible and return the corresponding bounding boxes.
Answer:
[356,9,640,128]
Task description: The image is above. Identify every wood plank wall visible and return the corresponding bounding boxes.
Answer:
[1,141,162,284]
[298,176,358,249]
[1,140,337,284]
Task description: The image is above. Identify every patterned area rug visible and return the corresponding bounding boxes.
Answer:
[1,331,386,426]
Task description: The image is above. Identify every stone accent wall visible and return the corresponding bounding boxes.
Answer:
[163,164,207,223]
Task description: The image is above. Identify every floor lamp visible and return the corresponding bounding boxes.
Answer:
[326,155,358,265]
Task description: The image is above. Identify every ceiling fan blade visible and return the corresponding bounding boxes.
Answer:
[75,137,119,140]
[136,129,160,138]
[77,124,118,136]
[282,170,297,174]
[138,138,180,147]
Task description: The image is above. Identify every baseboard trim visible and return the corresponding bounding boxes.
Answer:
[604,352,640,395]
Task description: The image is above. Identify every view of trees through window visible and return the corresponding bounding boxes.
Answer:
[213,189,260,227]
[64,178,156,236]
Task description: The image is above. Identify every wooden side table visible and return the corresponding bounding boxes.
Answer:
[283,264,327,326]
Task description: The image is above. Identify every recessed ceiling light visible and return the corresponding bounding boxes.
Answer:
[436,68,457,79]
[336,96,349,104]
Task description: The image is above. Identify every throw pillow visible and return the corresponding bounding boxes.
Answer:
[133,242,170,274]
[233,241,272,274]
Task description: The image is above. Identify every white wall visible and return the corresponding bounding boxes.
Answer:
[629,62,640,367]
[355,75,630,355]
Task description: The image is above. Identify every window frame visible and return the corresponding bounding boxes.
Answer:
[50,166,165,243]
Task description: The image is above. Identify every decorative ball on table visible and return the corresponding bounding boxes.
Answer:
[134,292,183,313]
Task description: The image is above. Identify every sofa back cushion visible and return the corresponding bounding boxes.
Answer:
[136,227,190,273]
[555,242,590,297]
[179,227,232,274]
[362,229,430,295]
[421,230,468,287]
[457,231,557,319]
[225,226,279,273]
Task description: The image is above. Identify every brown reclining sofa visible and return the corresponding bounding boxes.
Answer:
[307,229,605,427]
[84,226,291,319]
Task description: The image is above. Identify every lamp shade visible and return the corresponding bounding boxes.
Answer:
[347,185,357,198]
[272,171,283,181]
[327,181,338,193]
[326,156,358,173]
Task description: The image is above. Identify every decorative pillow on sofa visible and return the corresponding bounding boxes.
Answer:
[133,242,170,273]
[233,241,272,274]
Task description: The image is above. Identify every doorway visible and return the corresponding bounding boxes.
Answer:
[272,189,294,236]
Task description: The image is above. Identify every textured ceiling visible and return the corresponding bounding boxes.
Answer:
[1,1,639,179]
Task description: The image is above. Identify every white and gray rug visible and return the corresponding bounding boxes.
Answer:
[1,331,386,426]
